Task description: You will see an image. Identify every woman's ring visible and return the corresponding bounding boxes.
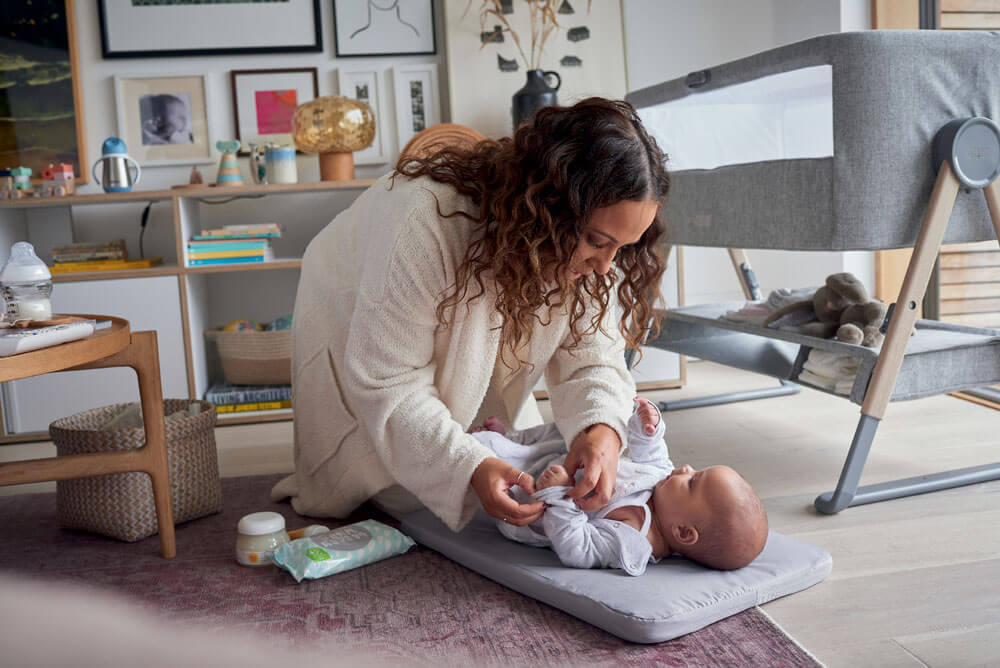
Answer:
[516,471,525,485]
[503,517,508,523]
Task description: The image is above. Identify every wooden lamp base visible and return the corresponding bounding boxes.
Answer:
[318,151,355,181]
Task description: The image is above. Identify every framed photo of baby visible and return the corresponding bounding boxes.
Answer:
[231,68,319,155]
[114,73,213,166]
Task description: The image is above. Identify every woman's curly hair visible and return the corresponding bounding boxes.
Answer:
[394,97,670,366]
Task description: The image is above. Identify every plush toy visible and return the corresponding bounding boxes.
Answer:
[763,272,888,347]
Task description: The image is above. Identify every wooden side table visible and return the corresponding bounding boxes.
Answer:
[0,316,176,558]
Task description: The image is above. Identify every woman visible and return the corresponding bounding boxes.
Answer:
[271,98,669,532]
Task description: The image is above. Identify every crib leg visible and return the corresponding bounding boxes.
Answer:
[657,379,800,412]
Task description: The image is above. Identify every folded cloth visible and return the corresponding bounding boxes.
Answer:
[799,349,860,396]
[798,369,838,392]
[722,301,773,325]
[766,287,819,310]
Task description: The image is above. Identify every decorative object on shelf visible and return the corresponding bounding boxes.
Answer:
[114,73,214,167]
[224,319,264,333]
[215,141,244,187]
[7,167,35,199]
[231,68,319,155]
[40,164,76,197]
[1,0,89,184]
[291,96,375,181]
[333,0,436,57]
[190,166,204,185]
[511,69,561,128]
[98,0,322,58]
[392,64,441,150]
[444,1,625,137]
[0,171,11,200]
[249,143,298,185]
[400,123,486,161]
[337,67,389,165]
[92,138,141,194]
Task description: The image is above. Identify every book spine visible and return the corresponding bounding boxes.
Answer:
[215,400,292,413]
[188,250,267,259]
[190,233,279,241]
[206,387,292,404]
[49,258,163,273]
[53,250,128,262]
[188,256,264,266]
[187,241,270,251]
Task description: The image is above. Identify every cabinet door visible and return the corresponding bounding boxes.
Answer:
[1,276,188,434]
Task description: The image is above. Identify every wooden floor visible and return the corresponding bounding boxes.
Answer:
[2,360,998,667]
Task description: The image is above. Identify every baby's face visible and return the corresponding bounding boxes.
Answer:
[651,464,742,527]
[160,101,187,135]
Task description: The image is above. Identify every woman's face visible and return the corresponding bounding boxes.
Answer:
[568,199,658,280]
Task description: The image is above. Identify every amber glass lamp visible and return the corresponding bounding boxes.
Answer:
[291,96,375,181]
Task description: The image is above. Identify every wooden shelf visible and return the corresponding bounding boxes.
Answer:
[216,409,293,426]
[51,265,181,283]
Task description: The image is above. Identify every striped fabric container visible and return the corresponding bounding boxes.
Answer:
[51,400,222,542]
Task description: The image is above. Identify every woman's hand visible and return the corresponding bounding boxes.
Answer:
[562,423,621,512]
[470,457,545,526]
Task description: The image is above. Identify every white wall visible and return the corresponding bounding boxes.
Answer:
[623,0,874,306]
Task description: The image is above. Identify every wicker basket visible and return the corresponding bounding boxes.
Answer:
[205,329,291,385]
[51,399,222,543]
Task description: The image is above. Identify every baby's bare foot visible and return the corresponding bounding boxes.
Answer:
[634,397,660,435]
[537,464,573,490]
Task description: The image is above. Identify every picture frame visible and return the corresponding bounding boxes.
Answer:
[232,68,319,155]
[114,73,214,167]
[0,0,89,183]
[98,0,322,58]
[334,0,436,57]
[393,64,441,150]
[337,67,389,165]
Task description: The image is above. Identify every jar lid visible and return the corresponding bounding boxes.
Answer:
[237,511,286,536]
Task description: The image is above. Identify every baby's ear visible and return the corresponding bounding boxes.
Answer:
[672,523,699,547]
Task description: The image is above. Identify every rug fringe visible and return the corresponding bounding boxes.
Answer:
[755,606,827,667]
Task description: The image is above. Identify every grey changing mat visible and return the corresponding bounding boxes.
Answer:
[401,509,831,644]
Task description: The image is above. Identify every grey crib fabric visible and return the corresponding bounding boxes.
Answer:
[650,303,1000,404]
[628,30,1000,250]
[400,509,832,644]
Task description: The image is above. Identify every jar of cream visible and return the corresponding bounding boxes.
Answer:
[235,511,290,566]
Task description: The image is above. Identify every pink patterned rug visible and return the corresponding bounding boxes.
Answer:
[0,474,818,666]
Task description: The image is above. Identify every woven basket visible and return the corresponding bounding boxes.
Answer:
[51,399,222,543]
[205,329,291,385]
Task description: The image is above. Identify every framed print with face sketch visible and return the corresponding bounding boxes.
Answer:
[333,0,436,56]
[115,73,214,166]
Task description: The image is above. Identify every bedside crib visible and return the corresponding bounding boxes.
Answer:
[626,30,1000,513]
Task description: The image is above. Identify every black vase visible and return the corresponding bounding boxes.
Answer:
[511,69,562,129]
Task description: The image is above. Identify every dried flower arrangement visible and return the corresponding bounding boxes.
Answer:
[470,0,591,71]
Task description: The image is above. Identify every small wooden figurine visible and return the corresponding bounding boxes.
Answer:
[40,163,76,197]
[8,167,34,199]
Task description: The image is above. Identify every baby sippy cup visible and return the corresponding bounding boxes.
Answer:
[92,137,141,193]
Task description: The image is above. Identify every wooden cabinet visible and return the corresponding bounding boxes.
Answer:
[0,181,373,440]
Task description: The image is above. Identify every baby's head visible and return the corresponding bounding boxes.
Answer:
[146,94,187,137]
[651,464,768,570]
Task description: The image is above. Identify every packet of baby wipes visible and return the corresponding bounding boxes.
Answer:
[272,519,415,583]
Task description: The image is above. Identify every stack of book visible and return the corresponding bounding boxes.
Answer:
[187,223,280,267]
[205,382,291,414]
[49,239,162,273]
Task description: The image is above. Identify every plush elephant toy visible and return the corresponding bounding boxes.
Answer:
[762,272,888,347]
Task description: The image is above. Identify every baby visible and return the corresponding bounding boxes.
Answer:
[471,398,768,574]
[142,94,193,145]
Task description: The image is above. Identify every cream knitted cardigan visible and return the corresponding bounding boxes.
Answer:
[271,174,636,531]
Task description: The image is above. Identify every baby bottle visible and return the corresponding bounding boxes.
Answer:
[0,242,53,323]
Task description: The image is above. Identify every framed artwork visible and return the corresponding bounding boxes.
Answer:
[114,74,214,167]
[232,68,318,155]
[334,0,436,57]
[337,68,389,165]
[98,0,322,58]
[392,64,440,149]
[0,0,88,183]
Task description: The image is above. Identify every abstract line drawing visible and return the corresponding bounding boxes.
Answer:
[350,0,419,39]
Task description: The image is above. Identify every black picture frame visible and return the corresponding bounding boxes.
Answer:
[333,0,437,57]
[98,0,323,59]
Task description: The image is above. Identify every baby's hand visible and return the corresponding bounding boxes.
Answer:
[536,464,574,490]
[469,416,506,435]
[634,397,660,435]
